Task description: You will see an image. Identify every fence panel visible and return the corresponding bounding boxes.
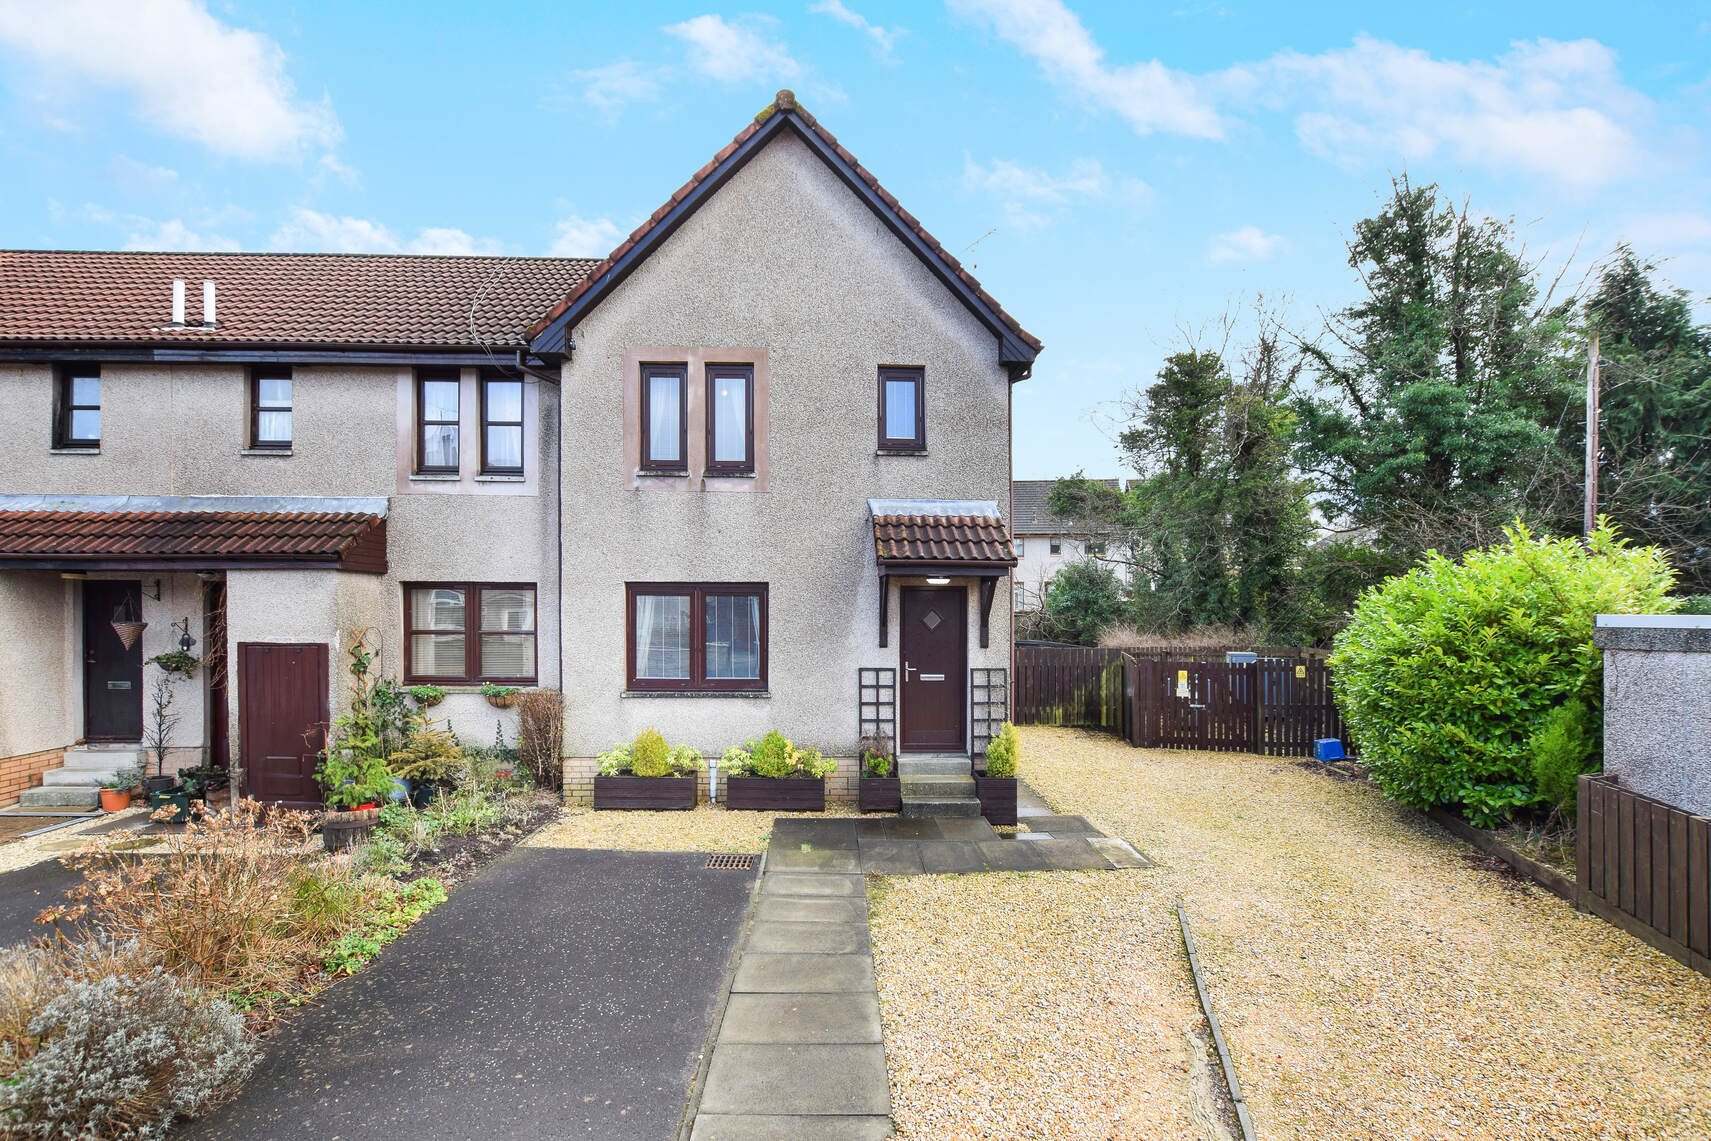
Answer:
[1577,774,1711,974]
[1014,645,1127,732]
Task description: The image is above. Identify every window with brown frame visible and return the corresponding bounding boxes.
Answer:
[54,365,101,448]
[1049,539,1062,555]
[404,583,536,684]
[417,369,460,473]
[626,582,767,692]
[639,364,687,472]
[480,373,524,474]
[877,366,925,451]
[1087,539,1107,556]
[704,364,754,474]
[249,366,292,449]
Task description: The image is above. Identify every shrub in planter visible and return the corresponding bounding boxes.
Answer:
[593,731,704,810]
[1332,522,1676,826]
[387,727,461,786]
[406,684,446,708]
[976,721,1020,825]
[722,730,837,811]
[480,683,520,709]
[857,731,899,813]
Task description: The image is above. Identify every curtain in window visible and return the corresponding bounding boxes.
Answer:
[647,374,681,463]
[884,377,917,441]
[711,375,747,463]
[635,594,690,679]
[479,587,535,676]
[257,378,291,443]
[484,380,523,470]
[422,379,460,468]
[704,593,761,679]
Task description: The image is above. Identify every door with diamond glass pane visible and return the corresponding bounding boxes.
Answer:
[899,586,966,752]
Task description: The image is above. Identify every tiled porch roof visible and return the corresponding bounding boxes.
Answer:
[871,503,1017,568]
[0,509,387,572]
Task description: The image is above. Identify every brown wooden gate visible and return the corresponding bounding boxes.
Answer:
[238,642,328,805]
[1130,658,1259,752]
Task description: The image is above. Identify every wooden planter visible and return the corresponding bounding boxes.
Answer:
[859,776,901,813]
[322,806,381,851]
[975,776,1018,826]
[724,776,826,813]
[594,775,697,811]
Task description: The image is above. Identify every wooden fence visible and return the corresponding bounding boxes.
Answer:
[1578,774,1711,976]
[1014,645,1350,757]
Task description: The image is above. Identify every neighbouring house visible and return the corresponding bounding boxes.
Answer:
[0,90,1039,810]
[1011,478,1128,614]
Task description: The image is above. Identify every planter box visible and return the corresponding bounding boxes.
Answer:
[594,775,697,811]
[322,806,380,852]
[859,776,901,813]
[975,776,1018,826]
[724,776,826,813]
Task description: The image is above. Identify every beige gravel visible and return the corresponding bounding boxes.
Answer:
[0,807,151,874]
[875,726,1711,1141]
[524,801,863,853]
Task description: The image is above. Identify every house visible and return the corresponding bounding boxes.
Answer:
[1011,478,1128,613]
[0,91,1039,810]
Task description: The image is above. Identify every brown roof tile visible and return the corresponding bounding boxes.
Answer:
[0,510,385,566]
[0,251,598,349]
[873,514,1017,566]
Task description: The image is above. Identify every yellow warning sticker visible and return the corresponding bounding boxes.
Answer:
[1295,665,1307,679]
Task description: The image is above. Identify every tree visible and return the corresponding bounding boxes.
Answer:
[1292,175,1580,567]
[1040,559,1124,646]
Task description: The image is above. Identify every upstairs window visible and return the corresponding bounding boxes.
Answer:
[404,582,536,683]
[1015,538,1027,556]
[1049,539,1062,555]
[481,374,524,474]
[640,364,687,472]
[55,366,101,448]
[1087,539,1107,557]
[705,364,754,474]
[627,582,767,692]
[250,366,292,449]
[417,370,460,473]
[878,366,925,451]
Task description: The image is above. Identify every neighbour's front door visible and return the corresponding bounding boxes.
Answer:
[239,643,328,804]
[899,586,966,752]
[83,580,143,741]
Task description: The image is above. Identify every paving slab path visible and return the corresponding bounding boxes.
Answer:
[182,848,757,1141]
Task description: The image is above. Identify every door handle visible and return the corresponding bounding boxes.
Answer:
[904,661,917,678]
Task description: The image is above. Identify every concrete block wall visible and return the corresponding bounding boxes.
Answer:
[0,748,63,808]
[1596,614,1711,817]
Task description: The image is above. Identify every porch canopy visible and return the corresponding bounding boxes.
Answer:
[869,498,1017,648]
[0,495,388,573]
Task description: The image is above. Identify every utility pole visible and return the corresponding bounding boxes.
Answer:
[1584,331,1600,537]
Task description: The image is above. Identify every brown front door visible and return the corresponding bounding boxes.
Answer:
[238,642,328,804]
[83,580,144,741]
[899,586,966,752]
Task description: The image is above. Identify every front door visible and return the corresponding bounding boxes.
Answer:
[238,642,328,804]
[899,586,966,752]
[83,580,143,741]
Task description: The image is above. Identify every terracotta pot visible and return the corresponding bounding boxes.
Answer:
[99,787,132,813]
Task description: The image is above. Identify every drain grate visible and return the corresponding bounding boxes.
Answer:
[704,853,755,870]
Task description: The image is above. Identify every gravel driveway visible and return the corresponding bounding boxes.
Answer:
[868,727,1711,1141]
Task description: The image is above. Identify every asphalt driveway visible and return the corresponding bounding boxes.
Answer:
[0,857,82,947]
[183,848,758,1141]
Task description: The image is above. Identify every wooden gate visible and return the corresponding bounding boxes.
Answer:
[1130,658,1258,752]
[238,642,329,805]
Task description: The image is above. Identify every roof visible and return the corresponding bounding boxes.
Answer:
[0,509,388,572]
[1012,478,1122,536]
[528,90,1041,371]
[0,251,597,350]
[871,499,1017,568]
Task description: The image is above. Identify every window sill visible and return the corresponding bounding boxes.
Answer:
[704,470,757,479]
[876,448,928,457]
[622,689,771,699]
[408,472,462,482]
[636,469,690,479]
[475,473,526,483]
[408,683,537,693]
[50,447,100,455]
[240,448,293,457]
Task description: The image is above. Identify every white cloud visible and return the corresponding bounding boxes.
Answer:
[121,217,241,252]
[268,208,501,254]
[549,214,622,257]
[810,1,902,62]
[949,0,1223,138]
[564,59,661,116]
[963,156,1149,231]
[0,0,341,161]
[1208,225,1290,263]
[108,156,178,193]
[665,14,801,85]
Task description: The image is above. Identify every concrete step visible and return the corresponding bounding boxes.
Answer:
[19,785,102,809]
[63,746,144,769]
[896,756,971,778]
[42,769,119,787]
[899,796,981,818]
[899,776,975,798]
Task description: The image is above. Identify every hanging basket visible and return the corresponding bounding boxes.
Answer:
[112,620,149,650]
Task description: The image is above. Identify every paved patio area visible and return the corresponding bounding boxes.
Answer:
[765,812,1151,875]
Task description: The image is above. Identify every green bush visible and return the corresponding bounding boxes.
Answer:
[1530,700,1597,819]
[630,728,672,778]
[1042,559,1125,646]
[1331,522,1675,826]
[984,722,1020,778]
[386,728,461,784]
[746,729,798,779]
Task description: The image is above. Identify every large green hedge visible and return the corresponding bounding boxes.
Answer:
[1331,524,1677,825]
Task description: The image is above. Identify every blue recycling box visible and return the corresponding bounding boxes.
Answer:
[1314,738,1345,762]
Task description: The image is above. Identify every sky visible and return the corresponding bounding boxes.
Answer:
[1,0,1707,479]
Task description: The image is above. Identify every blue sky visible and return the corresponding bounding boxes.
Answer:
[1,0,1707,478]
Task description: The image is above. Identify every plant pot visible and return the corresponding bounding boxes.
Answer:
[484,692,519,709]
[416,694,444,707]
[99,788,132,813]
[141,774,177,796]
[147,788,191,824]
[858,776,901,813]
[594,775,697,810]
[724,776,826,813]
[974,775,1018,826]
[322,806,381,851]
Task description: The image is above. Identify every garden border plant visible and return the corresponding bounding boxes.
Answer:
[722,730,836,812]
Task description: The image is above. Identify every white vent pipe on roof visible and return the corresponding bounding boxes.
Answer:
[170,278,185,327]
[202,279,216,328]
